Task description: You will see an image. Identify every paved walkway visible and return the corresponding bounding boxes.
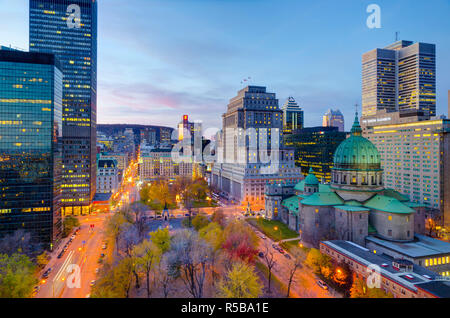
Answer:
[279,237,301,243]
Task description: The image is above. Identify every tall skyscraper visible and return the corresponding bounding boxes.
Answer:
[0,49,63,246]
[211,86,302,208]
[29,0,98,215]
[322,109,345,132]
[281,97,304,134]
[362,40,436,118]
[283,126,347,183]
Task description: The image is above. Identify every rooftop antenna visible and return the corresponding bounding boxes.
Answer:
[395,32,400,42]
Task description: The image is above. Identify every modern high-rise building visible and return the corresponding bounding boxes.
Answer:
[361,111,450,229]
[0,49,63,247]
[177,114,202,142]
[322,109,345,132]
[283,126,347,183]
[281,97,304,134]
[362,40,436,118]
[211,86,302,208]
[29,0,98,216]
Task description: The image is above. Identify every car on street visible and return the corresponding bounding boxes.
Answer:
[258,252,264,258]
[184,213,190,217]
[90,280,96,287]
[100,253,105,258]
[317,280,328,290]
[156,215,162,219]
[42,268,52,279]
[57,251,64,259]
[71,234,76,240]
[278,248,285,254]
[95,268,100,274]
[284,253,291,259]
[32,286,40,296]
[102,244,107,250]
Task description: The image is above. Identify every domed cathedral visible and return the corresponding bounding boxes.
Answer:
[331,113,384,202]
[266,112,428,248]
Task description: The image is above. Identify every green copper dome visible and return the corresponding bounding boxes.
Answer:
[304,167,319,185]
[333,113,381,170]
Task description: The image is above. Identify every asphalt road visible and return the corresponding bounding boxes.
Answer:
[35,214,109,298]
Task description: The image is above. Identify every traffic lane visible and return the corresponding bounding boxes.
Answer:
[61,220,106,298]
[36,216,106,298]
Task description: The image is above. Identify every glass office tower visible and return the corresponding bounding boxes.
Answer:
[281,97,304,135]
[283,126,347,183]
[29,0,97,215]
[362,41,436,118]
[0,49,63,247]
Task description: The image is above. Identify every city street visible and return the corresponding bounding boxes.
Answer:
[35,214,109,298]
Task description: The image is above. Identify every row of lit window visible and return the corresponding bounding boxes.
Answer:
[424,256,450,267]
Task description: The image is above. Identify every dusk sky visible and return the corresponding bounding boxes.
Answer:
[1,0,449,133]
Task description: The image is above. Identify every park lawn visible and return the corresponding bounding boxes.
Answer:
[279,239,311,256]
[192,199,218,208]
[246,218,299,242]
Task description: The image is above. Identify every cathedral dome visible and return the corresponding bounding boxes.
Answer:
[304,167,319,185]
[333,113,381,170]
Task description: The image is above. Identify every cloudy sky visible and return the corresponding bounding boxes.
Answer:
[1,0,449,132]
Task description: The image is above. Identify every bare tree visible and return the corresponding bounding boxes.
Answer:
[167,230,212,298]
[262,240,277,294]
[156,254,174,298]
[286,248,305,298]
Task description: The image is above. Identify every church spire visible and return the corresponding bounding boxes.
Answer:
[351,109,362,136]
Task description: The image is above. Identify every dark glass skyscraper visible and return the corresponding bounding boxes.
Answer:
[0,49,63,246]
[29,0,97,215]
[283,126,347,184]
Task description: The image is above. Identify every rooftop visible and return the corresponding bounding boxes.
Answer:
[364,195,414,214]
[301,192,344,206]
[321,240,439,293]
[366,235,450,258]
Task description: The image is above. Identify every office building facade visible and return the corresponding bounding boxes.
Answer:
[361,111,450,228]
[281,97,304,134]
[211,86,302,208]
[284,126,347,184]
[362,40,436,118]
[322,109,345,132]
[29,0,98,215]
[0,50,63,246]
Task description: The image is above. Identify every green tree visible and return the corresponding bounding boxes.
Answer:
[91,258,135,298]
[36,251,50,269]
[350,275,393,298]
[0,253,38,298]
[150,228,171,253]
[304,248,332,276]
[141,179,173,214]
[133,239,161,298]
[192,214,210,231]
[62,216,80,238]
[105,211,129,251]
[217,261,262,298]
[199,222,224,251]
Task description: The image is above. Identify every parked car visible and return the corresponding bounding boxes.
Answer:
[71,234,76,240]
[317,280,328,290]
[42,268,52,279]
[90,280,96,287]
[278,248,285,254]
[57,251,64,259]
[32,286,40,297]
[102,244,107,250]
[100,253,105,258]
[95,268,100,274]
[258,252,264,258]
[284,253,291,259]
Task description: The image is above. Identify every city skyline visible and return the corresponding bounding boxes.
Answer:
[1,0,449,131]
